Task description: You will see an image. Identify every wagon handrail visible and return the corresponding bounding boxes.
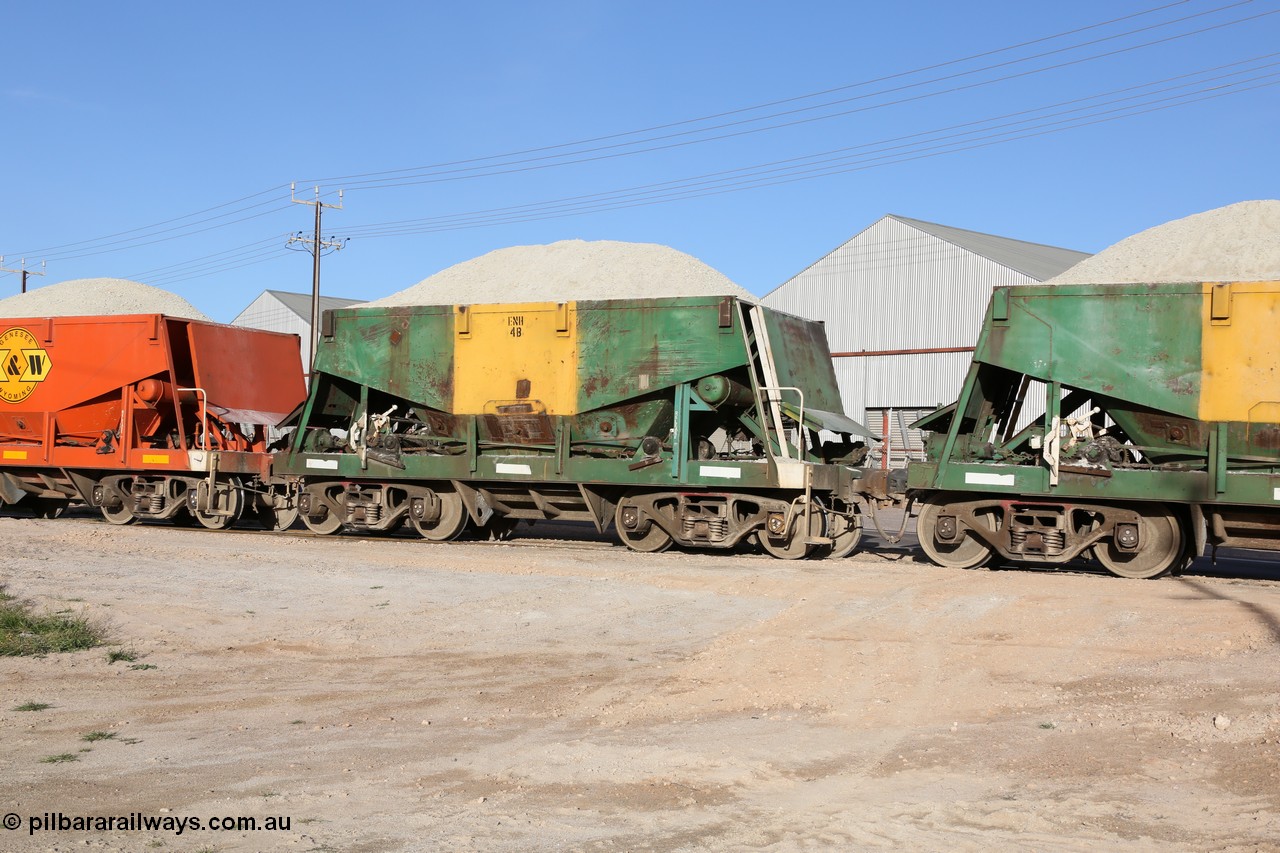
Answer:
[177,386,209,453]
[760,385,805,459]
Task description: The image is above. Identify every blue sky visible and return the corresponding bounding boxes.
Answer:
[2,1,1277,321]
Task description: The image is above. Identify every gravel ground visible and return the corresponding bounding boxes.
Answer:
[369,240,756,306]
[1,514,1278,852]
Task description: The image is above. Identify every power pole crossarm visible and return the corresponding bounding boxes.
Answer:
[0,257,46,294]
[285,184,347,372]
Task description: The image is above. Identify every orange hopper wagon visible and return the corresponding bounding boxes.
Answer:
[0,314,306,529]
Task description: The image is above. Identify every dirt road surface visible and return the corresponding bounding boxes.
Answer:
[1,514,1278,852]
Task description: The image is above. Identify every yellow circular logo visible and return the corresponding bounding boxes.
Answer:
[0,327,54,404]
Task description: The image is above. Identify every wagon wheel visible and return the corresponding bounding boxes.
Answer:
[1094,504,1185,579]
[101,502,137,525]
[266,501,300,532]
[759,501,825,560]
[614,496,673,553]
[411,489,469,541]
[819,501,863,559]
[916,494,994,570]
[252,484,301,531]
[193,479,243,531]
[256,492,300,532]
[301,508,344,535]
[300,489,344,535]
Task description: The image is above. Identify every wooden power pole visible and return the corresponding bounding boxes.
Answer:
[286,184,347,370]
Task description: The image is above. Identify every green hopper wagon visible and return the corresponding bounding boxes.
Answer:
[277,295,892,558]
[909,280,1280,578]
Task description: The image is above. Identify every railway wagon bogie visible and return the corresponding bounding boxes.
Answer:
[280,296,885,558]
[913,491,1190,578]
[909,281,1280,579]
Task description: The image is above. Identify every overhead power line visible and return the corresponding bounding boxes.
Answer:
[140,244,295,288]
[312,0,1273,192]
[1,0,1256,264]
[140,68,1280,287]
[331,57,1280,238]
[338,79,1279,234]
[127,49,1280,286]
[127,236,283,279]
[144,249,297,288]
[301,0,1216,186]
[18,186,292,258]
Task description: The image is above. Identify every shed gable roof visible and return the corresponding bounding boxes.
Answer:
[891,215,1090,281]
[264,289,364,321]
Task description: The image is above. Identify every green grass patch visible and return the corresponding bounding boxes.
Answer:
[106,648,137,664]
[129,663,157,671]
[13,701,53,712]
[40,753,79,764]
[0,586,108,656]
[81,731,117,742]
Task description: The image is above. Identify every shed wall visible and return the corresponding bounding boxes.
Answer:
[232,293,311,370]
[763,216,1051,466]
[833,351,974,424]
[764,217,1038,352]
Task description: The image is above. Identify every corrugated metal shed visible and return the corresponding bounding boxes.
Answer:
[762,215,1089,462]
[232,289,364,373]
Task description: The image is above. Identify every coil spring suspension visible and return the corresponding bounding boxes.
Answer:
[682,515,727,542]
[1009,526,1065,556]
[149,495,164,514]
[347,500,381,524]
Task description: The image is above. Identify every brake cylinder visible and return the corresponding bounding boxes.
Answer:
[693,375,754,409]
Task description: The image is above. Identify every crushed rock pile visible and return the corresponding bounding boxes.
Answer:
[368,239,756,306]
[1047,200,1280,285]
[0,278,210,321]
